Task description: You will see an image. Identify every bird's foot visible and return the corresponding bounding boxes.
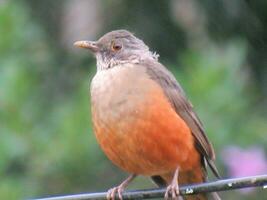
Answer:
[106,185,124,200]
[164,181,182,200]
[164,167,183,200]
[106,174,136,200]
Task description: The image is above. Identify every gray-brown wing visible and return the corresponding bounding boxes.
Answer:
[143,61,220,178]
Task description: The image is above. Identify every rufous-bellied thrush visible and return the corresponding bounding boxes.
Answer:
[74,30,221,200]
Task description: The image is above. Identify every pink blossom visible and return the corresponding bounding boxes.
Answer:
[222,146,267,194]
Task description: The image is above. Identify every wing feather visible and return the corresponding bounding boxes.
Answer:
[142,61,220,178]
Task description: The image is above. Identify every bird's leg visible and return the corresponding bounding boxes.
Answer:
[106,174,136,200]
[164,167,183,200]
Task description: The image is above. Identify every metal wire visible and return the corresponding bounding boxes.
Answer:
[33,174,267,200]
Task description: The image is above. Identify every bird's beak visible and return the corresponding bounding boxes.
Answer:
[74,40,99,53]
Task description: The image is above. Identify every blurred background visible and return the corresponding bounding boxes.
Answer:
[0,0,267,199]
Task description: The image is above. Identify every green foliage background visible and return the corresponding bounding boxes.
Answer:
[0,1,266,200]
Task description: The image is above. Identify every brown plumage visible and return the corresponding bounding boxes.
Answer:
[74,30,220,200]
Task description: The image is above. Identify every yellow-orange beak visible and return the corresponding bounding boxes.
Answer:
[74,40,99,52]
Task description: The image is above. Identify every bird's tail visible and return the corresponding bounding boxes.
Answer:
[151,166,220,200]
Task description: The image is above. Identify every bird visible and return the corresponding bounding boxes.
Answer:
[74,30,221,200]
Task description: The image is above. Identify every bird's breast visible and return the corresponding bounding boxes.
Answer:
[90,64,152,126]
[90,64,197,175]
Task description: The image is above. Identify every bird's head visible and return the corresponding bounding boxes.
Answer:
[74,30,158,70]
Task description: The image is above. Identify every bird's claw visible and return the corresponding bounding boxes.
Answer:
[106,186,124,200]
[164,182,183,200]
[106,174,136,200]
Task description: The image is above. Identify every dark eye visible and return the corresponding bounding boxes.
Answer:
[111,41,122,51]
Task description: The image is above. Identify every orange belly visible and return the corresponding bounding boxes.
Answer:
[92,82,201,176]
